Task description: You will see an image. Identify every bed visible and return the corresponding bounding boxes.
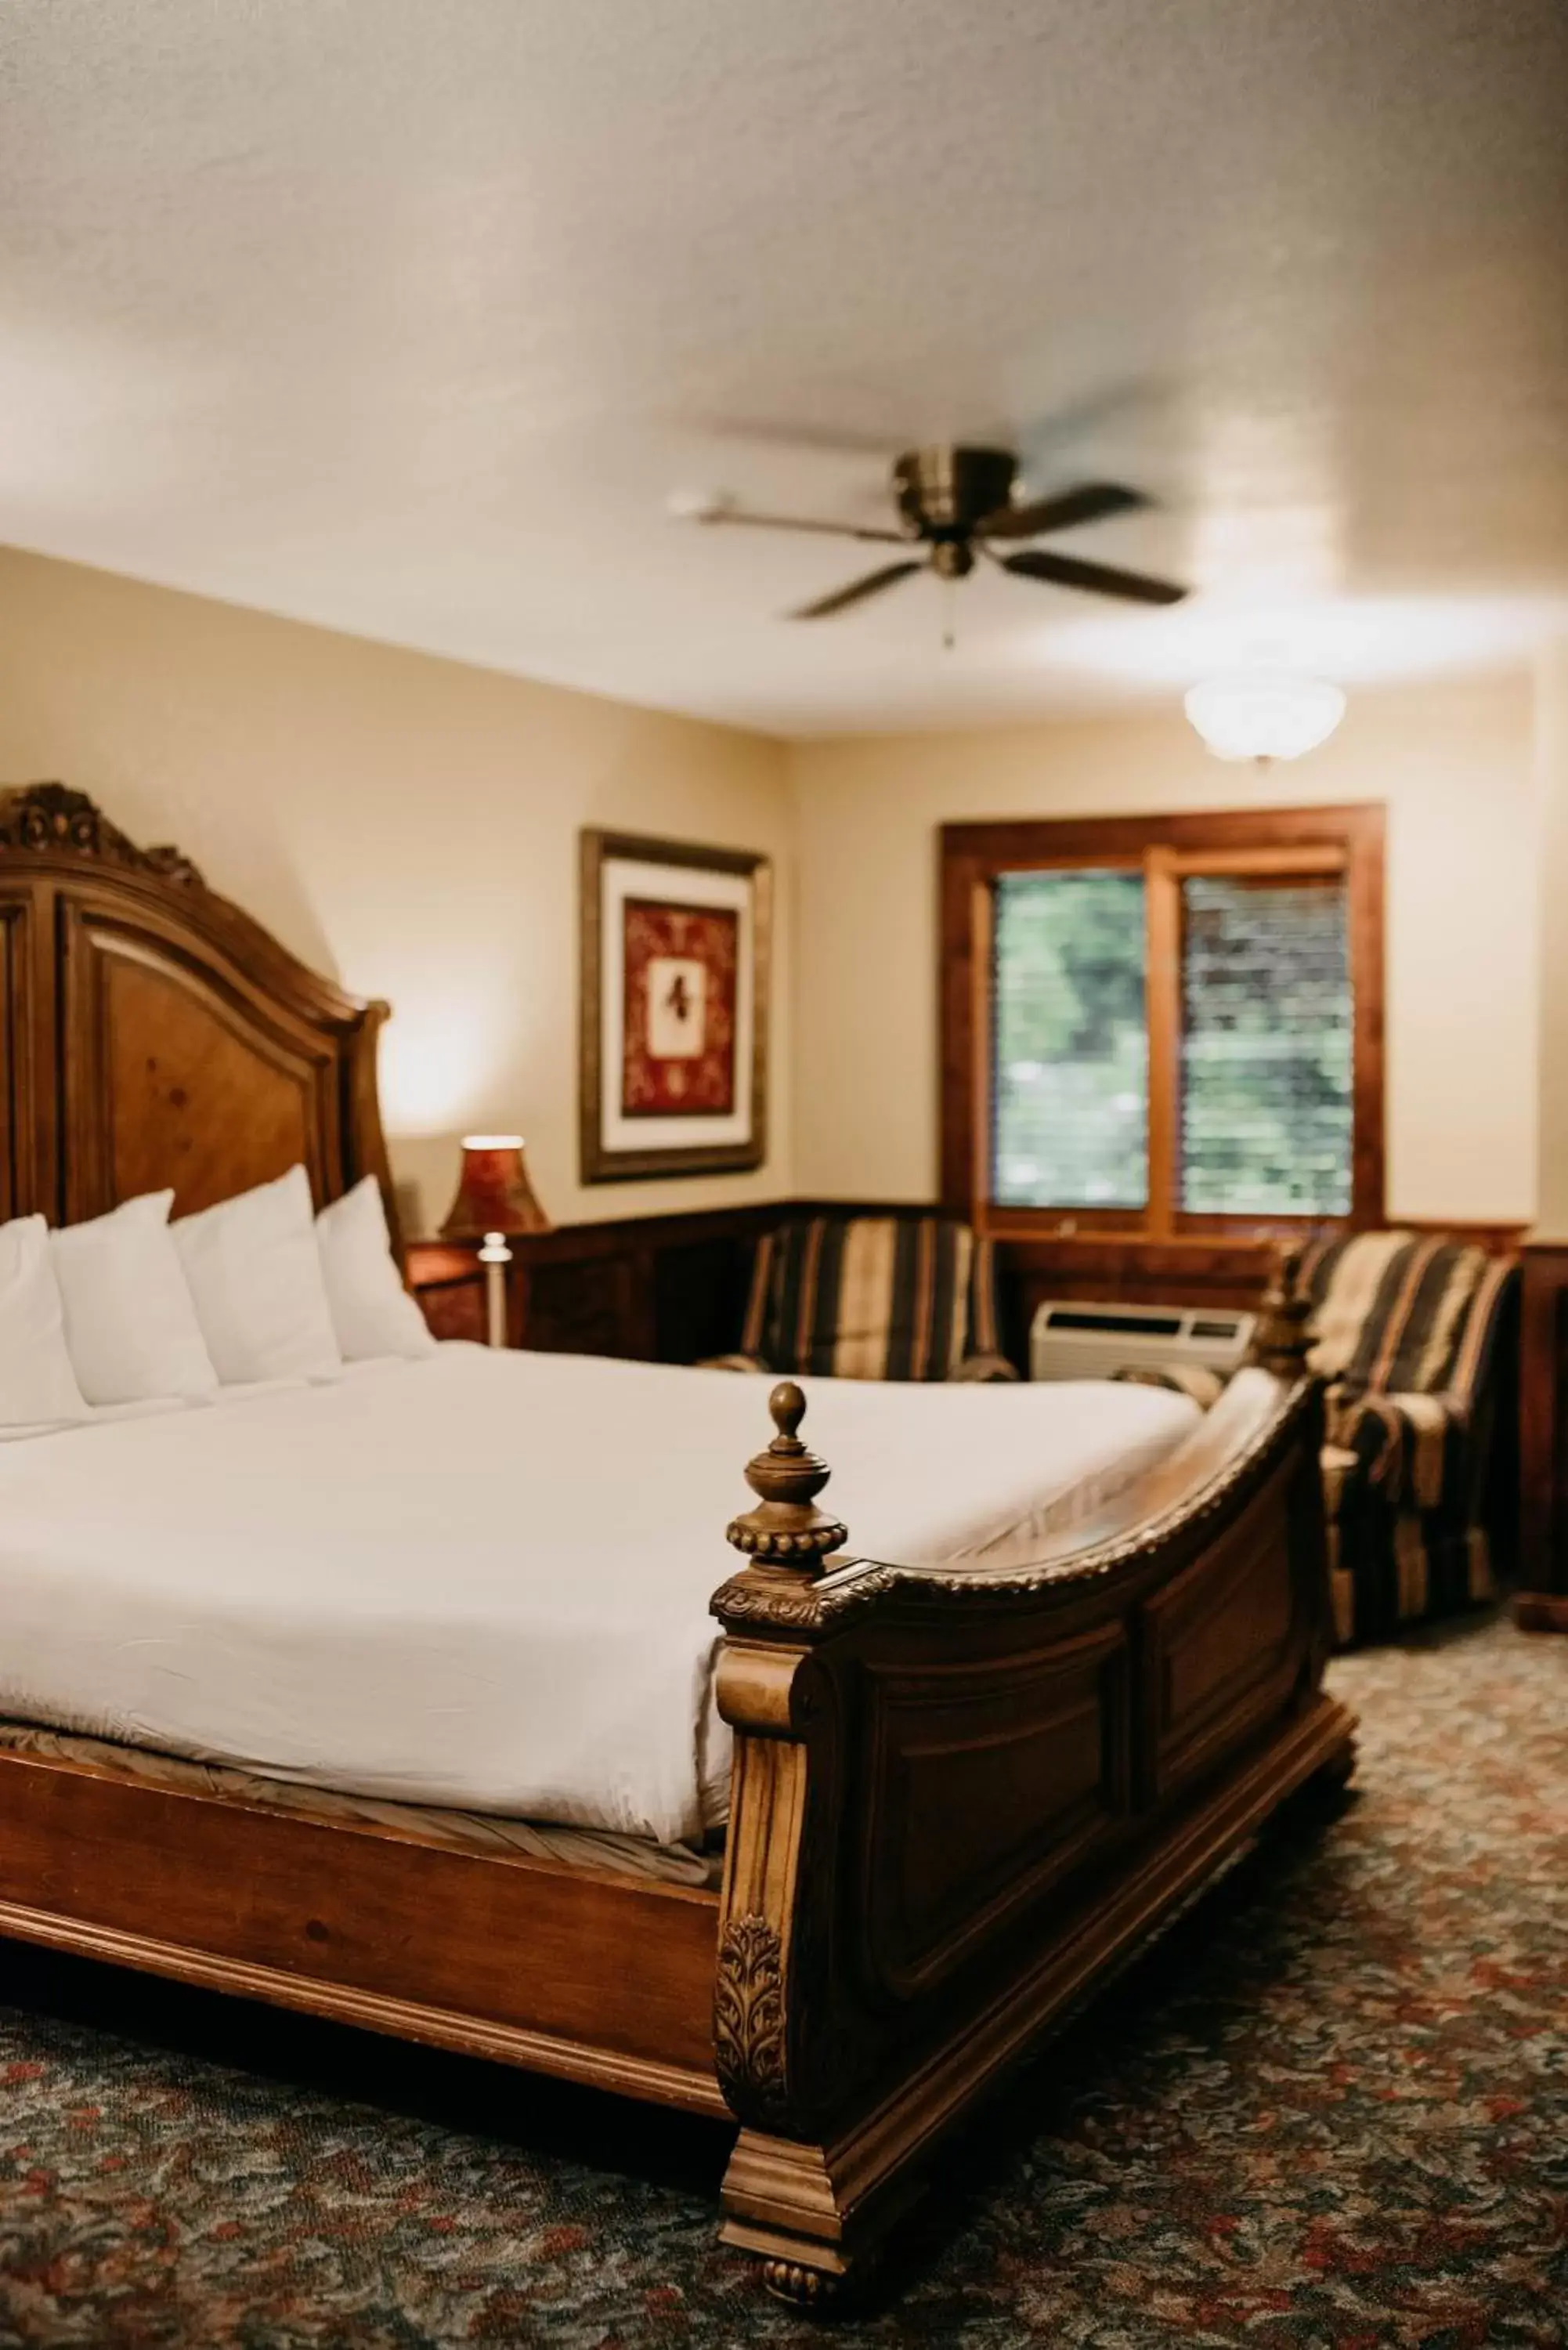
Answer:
[0,1348,1204,1846]
[0,783,1357,2307]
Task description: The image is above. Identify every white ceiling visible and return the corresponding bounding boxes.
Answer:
[2,0,1565,736]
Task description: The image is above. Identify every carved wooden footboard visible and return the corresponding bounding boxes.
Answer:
[710,1262,1356,2305]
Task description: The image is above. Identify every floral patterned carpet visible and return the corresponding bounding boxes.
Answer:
[0,1611,1563,2348]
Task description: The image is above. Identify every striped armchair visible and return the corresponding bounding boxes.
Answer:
[1302,1231,1519,1647]
[707,1213,1017,1383]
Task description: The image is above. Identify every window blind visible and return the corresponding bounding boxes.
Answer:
[1179,873,1353,1215]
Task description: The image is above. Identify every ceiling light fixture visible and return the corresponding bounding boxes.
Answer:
[1183,669,1346,763]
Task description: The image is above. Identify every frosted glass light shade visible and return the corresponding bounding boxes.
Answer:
[1184,671,1346,763]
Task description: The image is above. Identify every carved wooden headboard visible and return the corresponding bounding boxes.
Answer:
[0,784,398,1247]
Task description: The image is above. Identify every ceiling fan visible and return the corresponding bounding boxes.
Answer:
[684,444,1187,625]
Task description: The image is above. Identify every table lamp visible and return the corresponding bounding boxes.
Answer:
[440,1134,551,1347]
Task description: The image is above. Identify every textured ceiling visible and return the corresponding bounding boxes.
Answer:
[1,0,1565,735]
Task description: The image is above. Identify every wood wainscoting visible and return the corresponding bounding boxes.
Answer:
[408,1204,1526,1369]
[1517,1242,1568,1633]
[983,1233,1287,1368]
[981,1223,1529,1372]
[408,1203,784,1363]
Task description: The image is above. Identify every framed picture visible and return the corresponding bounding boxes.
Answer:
[580,829,771,1183]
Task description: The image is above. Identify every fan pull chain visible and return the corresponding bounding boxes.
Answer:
[941,575,957,652]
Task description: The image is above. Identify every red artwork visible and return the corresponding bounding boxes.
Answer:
[621,898,739,1117]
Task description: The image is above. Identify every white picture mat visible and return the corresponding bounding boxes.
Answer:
[599,855,755,1155]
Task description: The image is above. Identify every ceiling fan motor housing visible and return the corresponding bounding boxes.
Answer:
[893,446,1018,537]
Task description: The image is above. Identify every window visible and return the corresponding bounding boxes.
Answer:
[941,807,1383,1236]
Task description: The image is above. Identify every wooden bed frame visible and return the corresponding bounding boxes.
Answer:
[0,784,1357,2307]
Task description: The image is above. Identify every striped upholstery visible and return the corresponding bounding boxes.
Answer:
[730,1216,1015,1383]
[1299,1232,1519,1646]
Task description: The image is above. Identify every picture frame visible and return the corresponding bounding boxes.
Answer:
[579,829,771,1183]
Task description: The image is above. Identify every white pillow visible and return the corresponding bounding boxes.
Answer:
[0,1215,92,1430]
[315,1177,435,1361]
[173,1165,343,1383]
[52,1191,219,1406]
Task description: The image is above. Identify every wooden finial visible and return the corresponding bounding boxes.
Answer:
[726,1381,847,1574]
[1250,1241,1316,1376]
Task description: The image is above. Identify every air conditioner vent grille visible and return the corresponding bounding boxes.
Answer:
[1030,1300,1255,1385]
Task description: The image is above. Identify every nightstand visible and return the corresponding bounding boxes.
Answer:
[406,1239,518,1347]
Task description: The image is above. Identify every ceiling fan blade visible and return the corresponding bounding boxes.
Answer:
[698,416,909,458]
[999,547,1187,606]
[979,481,1151,540]
[789,559,925,620]
[699,504,911,544]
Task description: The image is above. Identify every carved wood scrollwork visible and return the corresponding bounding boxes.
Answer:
[0,785,204,889]
[761,2258,851,2308]
[710,1574,837,1631]
[712,1373,1320,1635]
[713,1912,790,2128]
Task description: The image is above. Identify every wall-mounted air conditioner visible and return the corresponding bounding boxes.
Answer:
[1030,1300,1255,1385]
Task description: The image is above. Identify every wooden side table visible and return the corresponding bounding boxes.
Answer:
[403,1232,657,1358]
[406,1240,510,1347]
[403,1206,772,1365]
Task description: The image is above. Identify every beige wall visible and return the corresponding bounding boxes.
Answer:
[0,543,1544,1238]
[789,675,1539,1225]
[0,546,793,1233]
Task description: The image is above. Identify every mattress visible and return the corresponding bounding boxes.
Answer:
[0,1345,1198,1845]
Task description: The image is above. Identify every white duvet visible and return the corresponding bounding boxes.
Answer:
[0,1345,1198,1844]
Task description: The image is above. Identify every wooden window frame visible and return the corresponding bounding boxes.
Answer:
[940,804,1386,1242]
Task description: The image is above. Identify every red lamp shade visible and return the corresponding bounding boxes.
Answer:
[440,1134,551,1239]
